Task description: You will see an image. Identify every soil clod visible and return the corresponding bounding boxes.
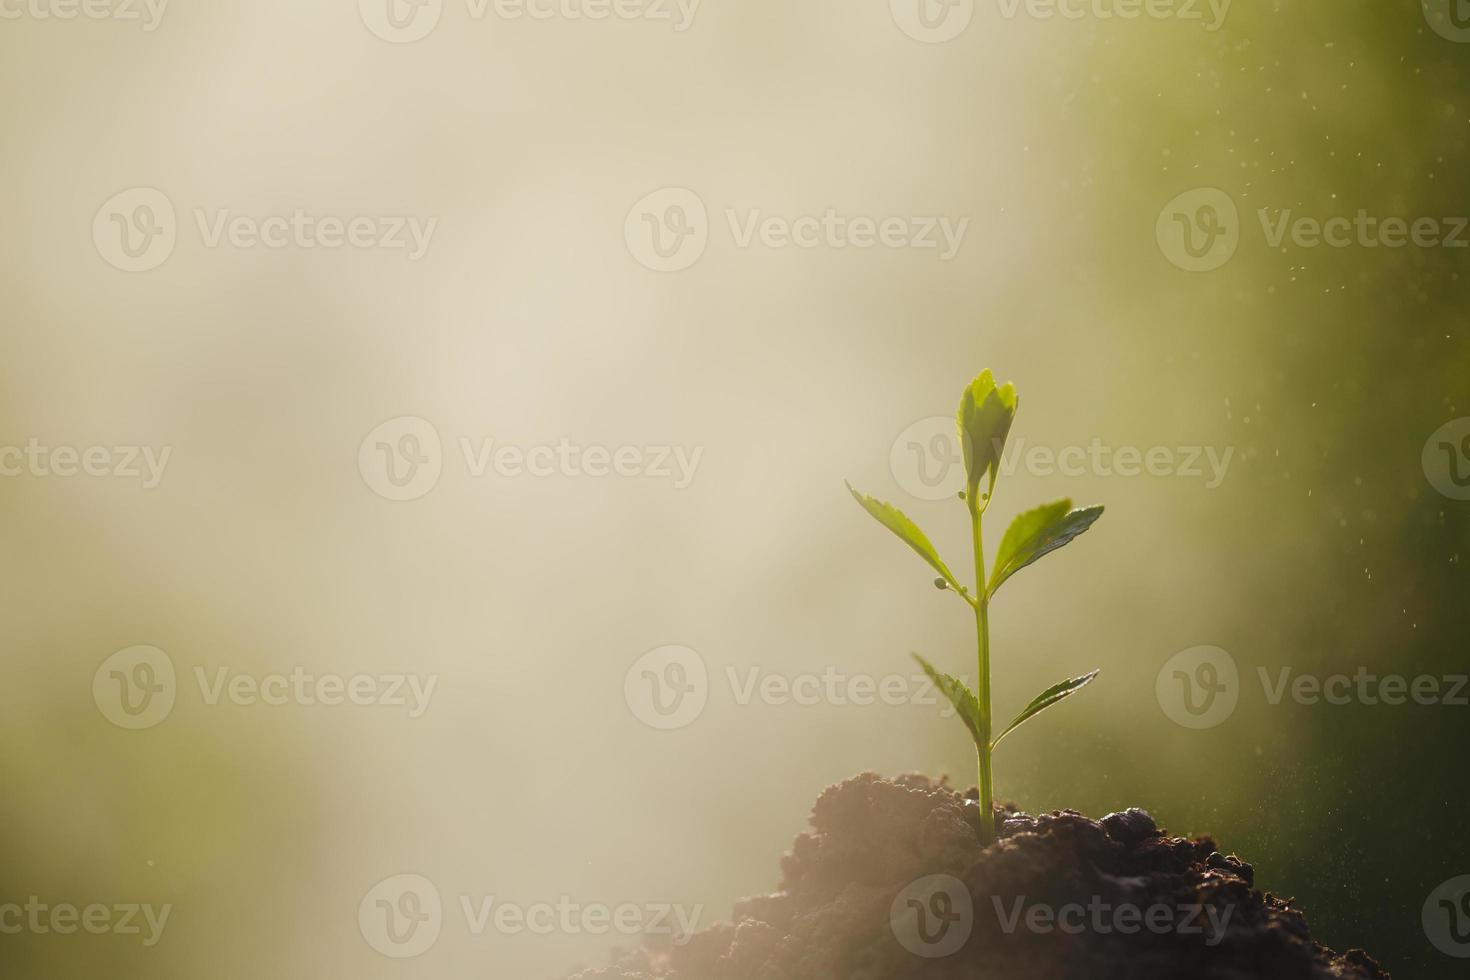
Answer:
[572,773,1389,980]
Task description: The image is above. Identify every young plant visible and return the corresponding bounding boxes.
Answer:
[847,370,1104,844]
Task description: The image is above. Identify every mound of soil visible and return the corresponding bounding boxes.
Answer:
[572,773,1389,980]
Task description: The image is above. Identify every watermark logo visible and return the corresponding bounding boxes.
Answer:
[93,646,176,730]
[1161,189,1470,271]
[1156,188,1238,272]
[1156,645,1238,729]
[625,187,709,272]
[1425,875,1470,957]
[890,874,973,957]
[1160,656,1467,726]
[1424,0,1470,42]
[359,417,444,502]
[889,418,1235,499]
[891,417,964,501]
[359,420,703,500]
[1423,418,1470,500]
[360,874,443,958]
[890,0,974,43]
[95,190,437,271]
[359,0,444,42]
[624,645,708,730]
[93,650,437,726]
[360,875,699,951]
[94,188,177,273]
[625,651,975,731]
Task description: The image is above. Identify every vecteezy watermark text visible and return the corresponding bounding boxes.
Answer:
[358,416,704,501]
[624,188,969,272]
[623,645,972,730]
[357,874,700,959]
[358,0,700,44]
[0,0,168,29]
[1258,667,1469,708]
[890,417,1234,501]
[889,0,1229,44]
[889,876,1236,959]
[992,895,1233,946]
[93,188,437,272]
[1156,645,1469,730]
[0,899,171,946]
[93,646,437,730]
[993,0,1229,29]
[0,440,171,489]
[1157,187,1469,272]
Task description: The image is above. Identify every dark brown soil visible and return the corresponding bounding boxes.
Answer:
[572,773,1390,980]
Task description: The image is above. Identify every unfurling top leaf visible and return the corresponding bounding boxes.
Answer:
[846,482,964,593]
[988,499,1104,596]
[991,670,1100,749]
[912,653,985,750]
[956,370,1018,513]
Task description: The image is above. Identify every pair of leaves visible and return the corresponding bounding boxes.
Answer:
[914,653,1098,752]
[956,370,1018,512]
[848,483,1103,601]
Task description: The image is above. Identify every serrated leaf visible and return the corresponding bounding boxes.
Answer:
[956,371,1018,511]
[988,500,1104,596]
[847,483,963,592]
[913,653,985,750]
[991,670,1100,749]
[987,669,1105,746]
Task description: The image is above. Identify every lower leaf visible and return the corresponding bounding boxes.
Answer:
[912,653,986,751]
[991,669,1100,749]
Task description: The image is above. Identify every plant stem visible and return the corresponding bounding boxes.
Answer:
[972,504,995,844]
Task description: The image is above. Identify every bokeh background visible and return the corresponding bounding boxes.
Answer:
[1,0,1467,976]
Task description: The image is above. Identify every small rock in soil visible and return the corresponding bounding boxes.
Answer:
[1101,807,1159,844]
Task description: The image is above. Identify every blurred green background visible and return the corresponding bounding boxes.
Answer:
[0,0,1466,977]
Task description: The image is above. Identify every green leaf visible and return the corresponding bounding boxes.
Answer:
[955,371,1018,511]
[988,500,1104,596]
[846,483,963,592]
[912,653,985,750]
[991,670,1100,749]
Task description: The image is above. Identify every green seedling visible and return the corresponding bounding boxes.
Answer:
[847,370,1104,844]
